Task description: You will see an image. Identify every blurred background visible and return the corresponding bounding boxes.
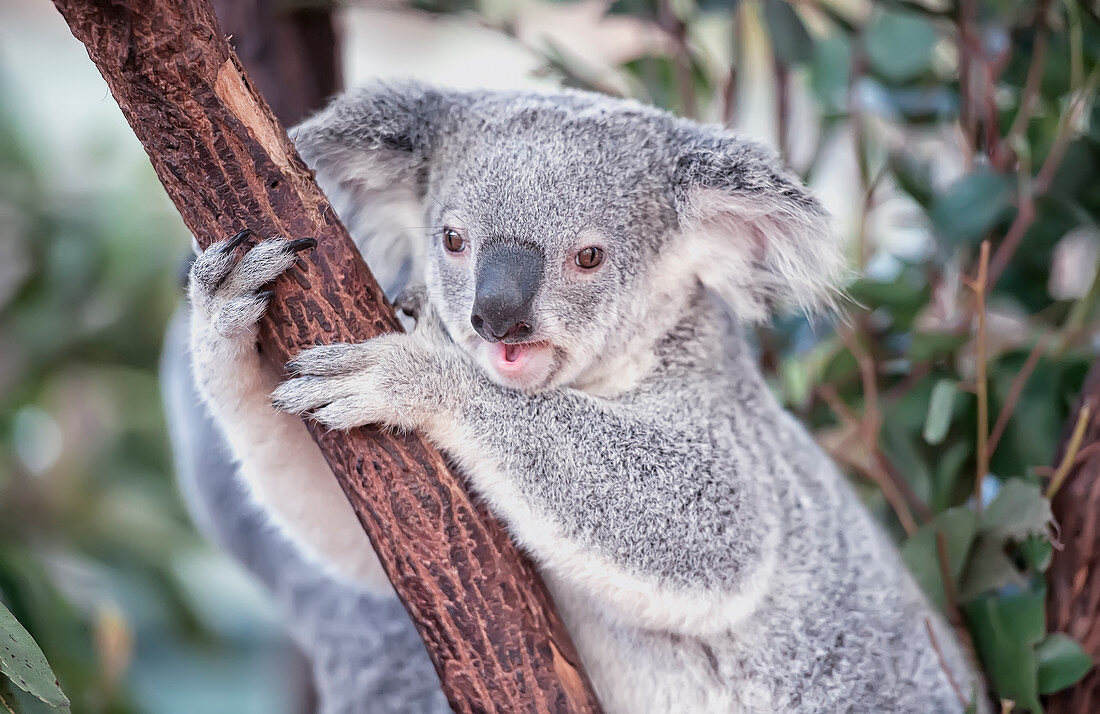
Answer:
[1,0,1098,712]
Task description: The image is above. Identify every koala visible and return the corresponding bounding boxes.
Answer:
[183,82,985,713]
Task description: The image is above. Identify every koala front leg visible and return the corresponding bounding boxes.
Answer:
[274,294,779,635]
[187,231,391,592]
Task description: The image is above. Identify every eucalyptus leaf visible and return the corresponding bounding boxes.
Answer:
[1019,536,1053,574]
[980,480,1053,541]
[909,332,969,363]
[0,677,69,714]
[1035,633,1093,694]
[923,379,958,445]
[964,589,1045,712]
[810,36,852,112]
[958,535,1025,603]
[929,169,1013,247]
[889,152,935,207]
[763,0,814,65]
[902,507,977,611]
[0,603,68,708]
[865,9,937,82]
[933,441,972,513]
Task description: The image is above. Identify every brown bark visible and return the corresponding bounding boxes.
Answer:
[50,1,601,711]
[1046,361,1100,713]
[211,0,340,126]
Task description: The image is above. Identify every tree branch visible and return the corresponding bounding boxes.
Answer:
[49,0,602,711]
[1045,361,1100,712]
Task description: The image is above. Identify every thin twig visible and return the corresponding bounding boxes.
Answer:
[817,383,921,534]
[839,327,881,440]
[986,194,1036,290]
[924,618,970,709]
[955,0,980,165]
[774,58,790,162]
[970,242,991,512]
[997,1,1051,169]
[936,531,961,614]
[1034,66,1100,194]
[822,444,920,535]
[831,328,929,532]
[988,66,1100,289]
[817,383,861,427]
[658,0,697,119]
[987,332,1052,458]
[1047,402,1094,499]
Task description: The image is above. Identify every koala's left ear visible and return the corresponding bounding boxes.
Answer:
[290,81,453,295]
[672,136,845,321]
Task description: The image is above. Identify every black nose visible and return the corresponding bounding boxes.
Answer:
[471,243,543,342]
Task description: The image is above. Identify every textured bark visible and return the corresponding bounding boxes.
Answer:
[211,0,340,126]
[51,1,601,711]
[1046,361,1100,713]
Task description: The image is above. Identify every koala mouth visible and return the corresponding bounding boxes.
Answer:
[488,339,554,384]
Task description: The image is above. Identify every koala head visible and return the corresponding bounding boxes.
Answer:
[294,82,842,393]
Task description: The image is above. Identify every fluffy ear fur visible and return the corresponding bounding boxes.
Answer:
[672,134,845,321]
[292,82,451,295]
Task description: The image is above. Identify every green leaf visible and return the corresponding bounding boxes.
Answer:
[1036,633,1093,694]
[606,0,659,19]
[763,0,815,65]
[928,169,1013,247]
[889,152,935,207]
[964,588,1046,712]
[933,441,972,512]
[1019,536,1053,573]
[865,9,937,82]
[902,507,978,611]
[923,379,958,445]
[0,602,68,708]
[958,535,1025,602]
[810,36,852,112]
[0,677,69,714]
[908,331,969,363]
[980,480,1052,541]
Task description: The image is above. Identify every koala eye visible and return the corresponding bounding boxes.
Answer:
[442,227,466,253]
[575,246,604,270]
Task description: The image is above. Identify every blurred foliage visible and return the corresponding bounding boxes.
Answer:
[0,68,293,713]
[2,0,1099,712]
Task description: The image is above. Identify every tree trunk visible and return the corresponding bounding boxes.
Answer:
[1046,361,1100,713]
[208,3,339,711]
[211,0,340,126]
[50,1,602,711]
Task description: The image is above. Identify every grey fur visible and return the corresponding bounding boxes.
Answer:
[160,311,449,714]
[182,81,985,712]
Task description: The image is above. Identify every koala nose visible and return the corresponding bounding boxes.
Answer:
[471,243,542,342]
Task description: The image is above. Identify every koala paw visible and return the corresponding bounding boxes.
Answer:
[188,229,316,339]
[273,333,450,432]
[394,284,451,347]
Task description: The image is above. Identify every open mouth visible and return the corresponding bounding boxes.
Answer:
[492,340,550,376]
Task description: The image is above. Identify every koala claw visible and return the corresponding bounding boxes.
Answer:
[287,237,318,252]
[190,233,316,339]
[221,227,253,253]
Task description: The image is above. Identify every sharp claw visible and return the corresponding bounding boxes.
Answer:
[222,228,253,253]
[288,237,318,252]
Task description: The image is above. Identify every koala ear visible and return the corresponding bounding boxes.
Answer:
[672,136,845,321]
[291,82,451,294]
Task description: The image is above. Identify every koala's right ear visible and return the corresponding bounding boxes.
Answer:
[672,133,845,322]
[291,82,451,293]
